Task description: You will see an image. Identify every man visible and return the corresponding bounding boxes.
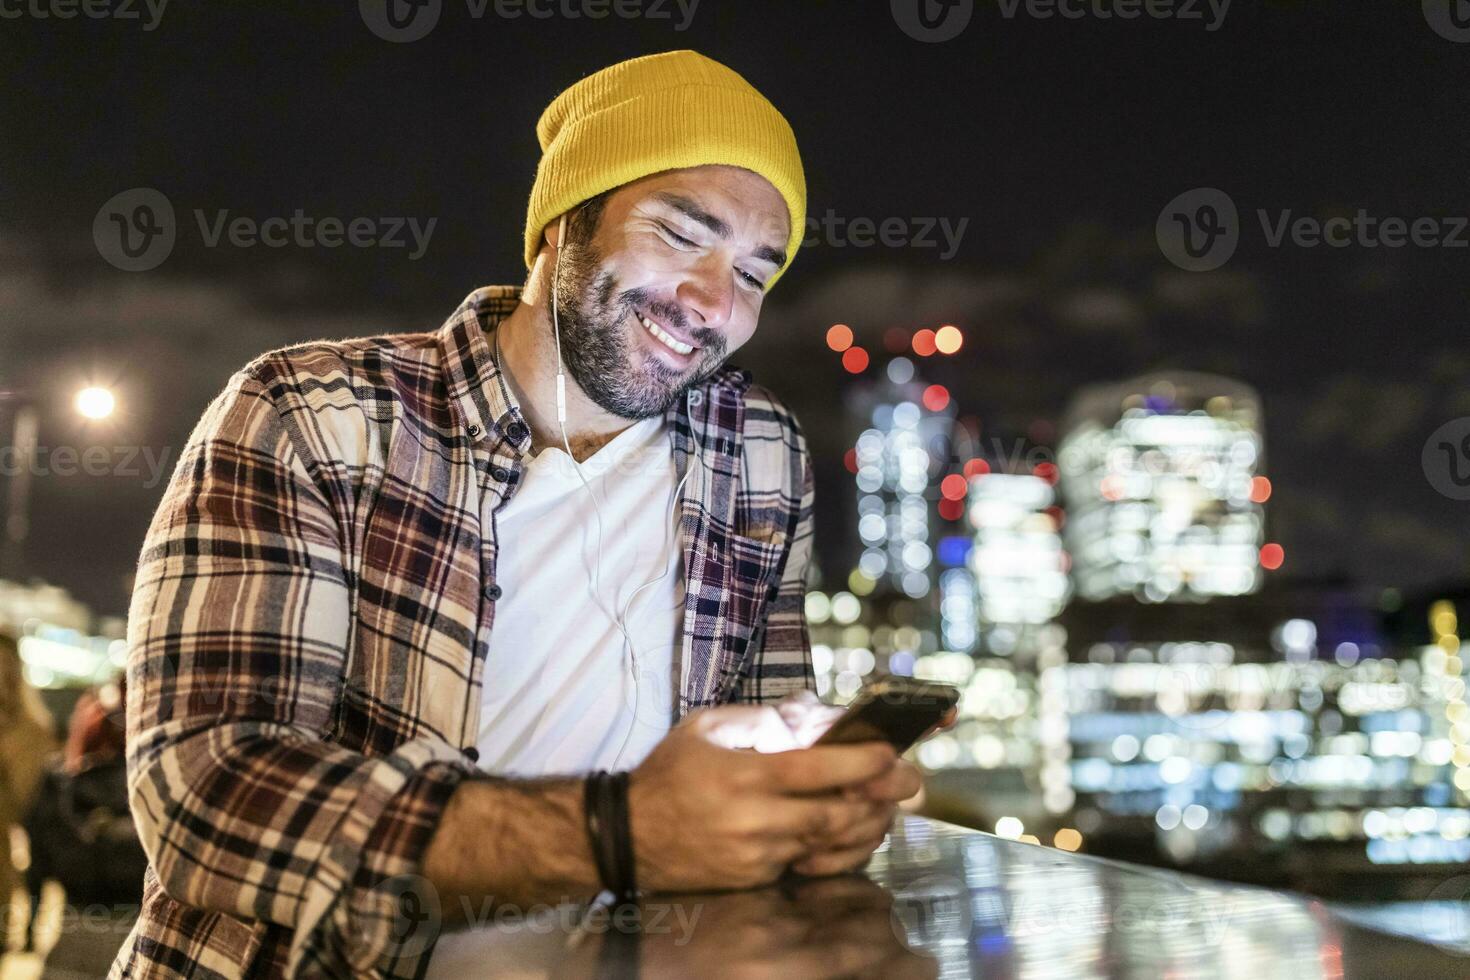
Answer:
[112,50,920,979]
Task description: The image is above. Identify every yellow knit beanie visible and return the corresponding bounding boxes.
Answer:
[524,50,806,290]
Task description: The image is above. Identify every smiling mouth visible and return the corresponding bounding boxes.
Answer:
[635,308,698,356]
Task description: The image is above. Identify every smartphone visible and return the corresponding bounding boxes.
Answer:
[813,675,960,752]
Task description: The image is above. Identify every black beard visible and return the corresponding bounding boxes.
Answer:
[550,238,727,420]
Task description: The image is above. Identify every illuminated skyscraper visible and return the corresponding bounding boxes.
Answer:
[1057,372,1269,603]
[851,356,956,600]
[967,471,1072,637]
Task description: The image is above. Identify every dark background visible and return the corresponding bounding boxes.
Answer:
[2,1,1466,616]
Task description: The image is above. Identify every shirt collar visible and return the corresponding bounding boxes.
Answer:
[437,285,754,448]
[437,285,531,452]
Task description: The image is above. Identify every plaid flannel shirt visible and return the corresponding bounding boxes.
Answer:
[111,286,816,978]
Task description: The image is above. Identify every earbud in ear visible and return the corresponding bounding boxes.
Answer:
[557,213,567,249]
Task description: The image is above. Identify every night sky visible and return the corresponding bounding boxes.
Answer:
[2,1,1467,617]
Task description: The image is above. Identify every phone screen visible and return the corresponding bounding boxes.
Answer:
[814,678,960,752]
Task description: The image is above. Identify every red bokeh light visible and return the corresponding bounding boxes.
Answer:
[938,497,965,522]
[844,448,858,474]
[841,346,870,373]
[826,323,853,352]
[912,329,937,357]
[1250,476,1272,504]
[963,458,990,479]
[1033,461,1058,484]
[1260,543,1285,570]
[941,474,968,500]
[922,384,950,411]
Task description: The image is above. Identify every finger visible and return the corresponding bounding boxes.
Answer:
[801,803,891,855]
[857,760,923,803]
[790,839,884,877]
[765,742,897,794]
[692,705,801,752]
[754,795,882,846]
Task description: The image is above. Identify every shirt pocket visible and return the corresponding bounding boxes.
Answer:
[730,505,791,553]
[720,530,788,631]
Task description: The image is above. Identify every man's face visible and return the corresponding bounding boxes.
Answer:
[550,164,791,419]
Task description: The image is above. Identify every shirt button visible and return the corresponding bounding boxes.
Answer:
[467,423,481,438]
[462,746,480,762]
[484,583,503,601]
[490,464,511,482]
[505,421,528,443]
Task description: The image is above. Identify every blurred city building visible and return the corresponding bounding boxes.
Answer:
[0,578,126,721]
[807,354,1470,893]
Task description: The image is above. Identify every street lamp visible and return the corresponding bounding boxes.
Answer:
[75,387,117,421]
[0,386,119,580]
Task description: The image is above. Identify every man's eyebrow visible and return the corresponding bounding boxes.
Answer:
[653,191,787,268]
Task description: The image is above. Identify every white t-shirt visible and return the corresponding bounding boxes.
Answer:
[471,413,684,778]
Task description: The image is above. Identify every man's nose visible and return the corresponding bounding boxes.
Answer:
[676,257,735,333]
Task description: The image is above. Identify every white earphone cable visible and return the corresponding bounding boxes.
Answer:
[550,212,703,771]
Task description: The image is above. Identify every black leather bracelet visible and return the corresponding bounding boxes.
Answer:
[583,771,618,896]
[583,769,638,902]
[597,773,629,901]
[609,770,636,901]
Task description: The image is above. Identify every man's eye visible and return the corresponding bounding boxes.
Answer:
[657,222,696,248]
[737,269,766,291]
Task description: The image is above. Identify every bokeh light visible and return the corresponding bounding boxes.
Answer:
[74,386,116,420]
[934,324,963,354]
[826,323,853,352]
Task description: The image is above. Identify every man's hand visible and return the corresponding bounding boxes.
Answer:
[773,690,952,877]
[628,705,900,892]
